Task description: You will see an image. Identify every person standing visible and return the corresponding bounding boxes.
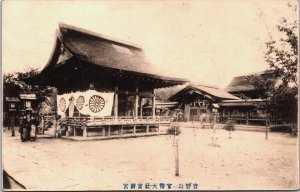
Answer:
[29,116,38,141]
[19,116,28,142]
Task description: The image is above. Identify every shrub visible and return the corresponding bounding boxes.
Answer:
[167,124,181,135]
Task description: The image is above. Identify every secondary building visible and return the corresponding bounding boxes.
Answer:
[169,83,239,122]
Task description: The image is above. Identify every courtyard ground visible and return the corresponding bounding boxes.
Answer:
[2,125,299,190]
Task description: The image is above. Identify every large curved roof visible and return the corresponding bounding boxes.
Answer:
[26,23,188,89]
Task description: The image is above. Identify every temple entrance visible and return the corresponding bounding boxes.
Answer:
[190,108,199,121]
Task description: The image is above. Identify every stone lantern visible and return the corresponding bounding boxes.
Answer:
[19,93,37,121]
[5,97,20,136]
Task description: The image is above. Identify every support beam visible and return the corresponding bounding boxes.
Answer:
[246,111,249,125]
[83,126,87,137]
[135,87,139,119]
[152,90,156,120]
[119,126,123,136]
[102,127,105,137]
[108,126,111,137]
[41,116,45,134]
[11,113,15,137]
[114,87,118,120]
[139,97,143,119]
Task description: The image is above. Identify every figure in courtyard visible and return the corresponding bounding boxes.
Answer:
[29,116,38,141]
[19,116,29,142]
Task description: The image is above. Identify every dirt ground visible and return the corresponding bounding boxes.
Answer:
[2,126,299,190]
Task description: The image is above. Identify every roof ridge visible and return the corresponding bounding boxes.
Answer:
[189,82,219,89]
[234,70,274,78]
[58,22,142,50]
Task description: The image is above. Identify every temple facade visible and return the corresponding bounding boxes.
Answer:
[26,23,187,138]
[169,83,239,122]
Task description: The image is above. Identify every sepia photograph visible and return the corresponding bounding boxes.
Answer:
[2,0,299,190]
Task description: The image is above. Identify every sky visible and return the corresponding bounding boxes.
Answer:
[2,0,298,88]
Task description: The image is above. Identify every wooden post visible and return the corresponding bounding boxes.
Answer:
[41,116,45,134]
[175,140,179,176]
[139,97,143,119]
[102,127,105,137]
[133,125,136,134]
[246,111,249,125]
[83,125,87,137]
[135,87,139,119]
[114,86,118,120]
[53,115,57,138]
[11,113,15,137]
[146,125,149,133]
[152,91,156,120]
[119,126,123,136]
[108,125,111,137]
[265,101,269,140]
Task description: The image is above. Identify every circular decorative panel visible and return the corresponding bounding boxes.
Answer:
[59,98,66,112]
[76,96,85,110]
[89,95,105,113]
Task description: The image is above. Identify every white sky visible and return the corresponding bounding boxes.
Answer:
[2,0,298,88]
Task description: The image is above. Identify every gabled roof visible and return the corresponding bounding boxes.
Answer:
[225,70,274,93]
[28,23,187,89]
[169,83,240,101]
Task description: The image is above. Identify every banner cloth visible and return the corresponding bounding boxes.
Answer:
[57,90,114,117]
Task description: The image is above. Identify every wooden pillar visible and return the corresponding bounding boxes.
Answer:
[83,125,87,137]
[119,126,123,136]
[133,125,136,134]
[146,125,149,133]
[41,116,45,134]
[246,111,249,125]
[102,127,105,137]
[11,113,15,137]
[184,103,190,122]
[53,115,57,138]
[152,90,156,120]
[108,125,111,136]
[139,97,143,119]
[135,87,139,119]
[114,87,118,120]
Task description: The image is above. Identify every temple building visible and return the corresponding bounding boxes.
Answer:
[25,23,187,139]
[169,83,239,122]
[219,71,288,125]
